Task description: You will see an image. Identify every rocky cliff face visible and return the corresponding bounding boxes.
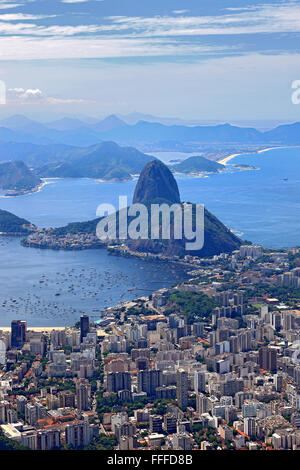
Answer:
[52,159,243,257]
[129,159,242,257]
[133,159,181,204]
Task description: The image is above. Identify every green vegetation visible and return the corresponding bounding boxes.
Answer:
[244,283,300,306]
[165,290,218,324]
[0,430,28,450]
[85,435,117,451]
[0,160,41,191]
[289,252,300,269]
[126,304,157,317]
[193,424,223,449]
[37,141,154,181]
[96,390,150,421]
[52,160,241,259]
[0,209,34,234]
[153,399,173,415]
[171,155,224,174]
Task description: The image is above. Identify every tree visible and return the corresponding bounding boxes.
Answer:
[0,430,28,450]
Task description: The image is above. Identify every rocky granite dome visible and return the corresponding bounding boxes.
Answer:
[130,160,241,257]
[52,160,242,257]
[133,159,181,204]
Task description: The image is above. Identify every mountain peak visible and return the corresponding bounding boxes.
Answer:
[0,114,38,130]
[133,159,181,205]
[92,115,126,133]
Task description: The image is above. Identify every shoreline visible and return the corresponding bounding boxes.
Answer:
[0,180,51,198]
[0,176,135,198]
[0,326,67,332]
[217,145,300,165]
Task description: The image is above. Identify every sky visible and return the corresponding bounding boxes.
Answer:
[0,0,299,122]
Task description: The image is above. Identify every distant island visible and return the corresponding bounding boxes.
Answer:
[170,155,225,175]
[232,163,259,171]
[0,161,42,195]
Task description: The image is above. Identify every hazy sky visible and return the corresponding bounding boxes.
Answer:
[0,0,300,121]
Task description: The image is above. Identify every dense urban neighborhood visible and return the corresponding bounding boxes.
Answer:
[1,244,300,451]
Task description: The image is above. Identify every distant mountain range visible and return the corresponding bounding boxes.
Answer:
[0,140,156,181]
[0,114,299,148]
[0,141,75,167]
[0,114,299,183]
[36,141,155,180]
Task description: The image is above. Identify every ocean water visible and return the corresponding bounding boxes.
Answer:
[0,237,187,327]
[0,146,299,326]
[177,147,300,249]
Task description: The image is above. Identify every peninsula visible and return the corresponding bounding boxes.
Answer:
[0,209,36,235]
[0,160,42,196]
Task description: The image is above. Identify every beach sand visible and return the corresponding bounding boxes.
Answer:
[217,147,285,165]
[0,326,66,332]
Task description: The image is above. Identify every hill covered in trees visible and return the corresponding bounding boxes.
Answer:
[0,161,41,192]
[37,141,155,181]
[0,209,35,234]
[171,156,224,174]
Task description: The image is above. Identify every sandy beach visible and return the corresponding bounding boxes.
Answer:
[0,326,108,336]
[217,146,300,165]
[218,153,243,165]
[0,326,66,332]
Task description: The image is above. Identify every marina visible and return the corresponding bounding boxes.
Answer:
[0,236,187,327]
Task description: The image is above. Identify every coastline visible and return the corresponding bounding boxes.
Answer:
[218,152,243,165]
[217,145,300,165]
[0,326,66,332]
[0,179,51,198]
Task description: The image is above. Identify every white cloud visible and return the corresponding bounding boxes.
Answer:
[0,13,56,21]
[0,1,297,61]
[104,2,300,36]
[0,36,231,60]
[172,10,190,15]
[0,1,299,41]
[2,52,300,120]
[11,87,43,99]
[0,1,23,10]
[61,0,104,2]
[7,87,87,104]
[0,22,102,36]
